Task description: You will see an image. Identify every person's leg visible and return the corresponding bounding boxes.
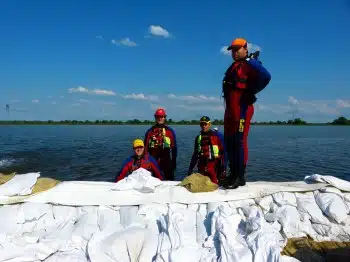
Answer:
[206,161,218,184]
[239,105,254,185]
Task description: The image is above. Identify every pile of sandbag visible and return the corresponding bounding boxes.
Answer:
[0,171,349,262]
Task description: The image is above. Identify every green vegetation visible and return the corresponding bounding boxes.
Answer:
[0,117,349,125]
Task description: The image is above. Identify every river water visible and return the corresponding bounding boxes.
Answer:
[0,125,349,182]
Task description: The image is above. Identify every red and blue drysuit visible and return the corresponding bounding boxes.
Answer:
[144,125,177,180]
[115,153,163,182]
[188,129,227,184]
[222,58,271,184]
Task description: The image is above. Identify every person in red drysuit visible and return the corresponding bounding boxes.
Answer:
[144,108,177,180]
[187,116,227,184]
[221,38,271,189]
[115,138,163,182]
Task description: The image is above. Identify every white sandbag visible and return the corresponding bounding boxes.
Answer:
[119,206,145,228]
[17,203,53,223]
[295,193,330,224]
[0,238,61,262]
[52,205,79,222]
[272,192,297,207]
[314,190,348,224]
[305,174,350,192]
[203,205,252,262]
[228,198,255,209]
[274,205,310,238]
[0,172,40,197]
[188,203,208,244]
[111,168,162,193]
[97,205,121,233]
[71,206,99,249]
[44,249,88,262]
[95,226,147,262]
[0,205,22,235]
[167,206,197,248]
[245,211,286,262]
[255,195,275,213]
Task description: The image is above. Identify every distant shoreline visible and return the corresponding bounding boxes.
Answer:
[0,117,349,126]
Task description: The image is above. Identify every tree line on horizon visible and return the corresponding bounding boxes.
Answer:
[0,116,349,125]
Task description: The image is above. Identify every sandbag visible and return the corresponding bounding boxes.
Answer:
[177,173,218,193]
[0,173,16,184]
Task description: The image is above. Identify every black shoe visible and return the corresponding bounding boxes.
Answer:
[221,178,240,189]
[238,178,246,186]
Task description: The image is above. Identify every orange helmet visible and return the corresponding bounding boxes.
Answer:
[154,107,166,117]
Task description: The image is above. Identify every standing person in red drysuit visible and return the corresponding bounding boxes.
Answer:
[187,116,227,184]
[144,108,177,180]
[221,38,271,189]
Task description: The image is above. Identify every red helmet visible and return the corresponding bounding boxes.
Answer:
[154,108,166,117]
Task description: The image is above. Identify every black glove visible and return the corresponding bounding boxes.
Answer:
[241,91,257,105]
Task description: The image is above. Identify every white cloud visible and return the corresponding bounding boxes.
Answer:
[176,104,224,111]
[60,96,64,99]
[96,35,103,40]
[32,99,39,103]
[48,96,53,99]
[68,86,116,96]
[69,86,89,93]
[78,99,89,103]
[91,89,116,96]
[336,99,350,108]
[122,93,158,101]
[220,46,231,56]
[167,93,220,103]
[148,25,171,38]
[111,37,138,47]
[51,101,57,105]
[11,99,20,103]
[288,96,299,105]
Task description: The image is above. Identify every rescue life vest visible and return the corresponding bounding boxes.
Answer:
[130,154,151,172]
[197,131,220,160]
[148,126,171,149]
[222,61,247,90]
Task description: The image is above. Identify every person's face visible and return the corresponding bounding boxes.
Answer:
[200,122,211,132]
[232,45,248,61]
[134,146,144,156]
[155,115,165,124]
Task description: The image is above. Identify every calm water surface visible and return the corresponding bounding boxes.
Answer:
[0,125,349,182]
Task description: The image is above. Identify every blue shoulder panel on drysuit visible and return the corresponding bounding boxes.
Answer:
[247,58,271,94]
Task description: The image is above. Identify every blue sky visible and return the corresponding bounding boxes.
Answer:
[1,0,350,122]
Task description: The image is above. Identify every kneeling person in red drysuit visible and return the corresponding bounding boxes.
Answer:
[187,116,227,184]
[115,138,163,182]
[222,38,271,189]
[144,108,177,181]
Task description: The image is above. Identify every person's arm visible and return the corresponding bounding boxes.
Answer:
[167,127,178,169]
[148,156,164,180]
[143,128,152,155]
[115,157,132,182]
[216,131,227,172]
[246,58,271,94]
[188,135,199,175]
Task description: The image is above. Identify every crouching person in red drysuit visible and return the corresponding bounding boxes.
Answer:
[222,38,271,189]
[144,108,177,180]
[187,116,227,184]
[115,138,163,182]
